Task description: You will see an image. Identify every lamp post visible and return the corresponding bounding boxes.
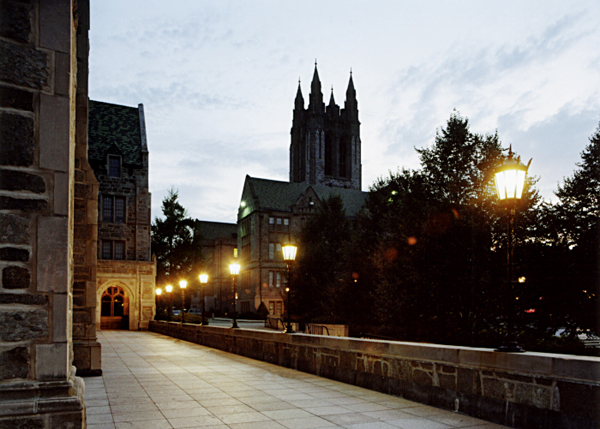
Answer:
[199,273,208,325]
[494,147,530,353]
[282,243,298,334]
[156,288,162,319]
[165,284,173,321]
[179,280,187,324]
[229,263,240,328]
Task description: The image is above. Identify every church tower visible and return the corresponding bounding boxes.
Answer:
[290,63,362,190]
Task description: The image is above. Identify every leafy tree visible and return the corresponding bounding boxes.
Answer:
[151,189,203,308]
[294,195,353,323]
[526,123,600,337]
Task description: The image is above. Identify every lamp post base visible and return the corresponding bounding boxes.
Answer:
[231,320,239,329]
[283,324,295,334]
[495,341,526,353]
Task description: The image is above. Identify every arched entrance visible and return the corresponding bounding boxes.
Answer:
[100,286,130,329]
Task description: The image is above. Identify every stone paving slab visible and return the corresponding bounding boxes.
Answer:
[85,330,509,429]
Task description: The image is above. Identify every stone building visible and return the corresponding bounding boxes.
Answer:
[88,100,156,331]
[0,0,93,426]
[235,65,367,316]
[189,221,237,314]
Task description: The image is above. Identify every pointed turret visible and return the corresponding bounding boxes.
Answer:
[308,61,324,113]
[328,86,335,107]
[294,79,304,110]
[345,70,357,113]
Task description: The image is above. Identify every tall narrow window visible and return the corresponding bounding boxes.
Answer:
[114,197,125,223]
[276,272,282,288]
[102,196,113,222]
[101,241,112,259]
[269,271,274,288]
[269,243,274,260]
[269,217,275,231]
[108,155,121,177]
[276,243,281,259]
[276,217,282,231]
[114,241,125,260]
[283,218,289,232]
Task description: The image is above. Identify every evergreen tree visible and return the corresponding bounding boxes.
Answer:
[151,189,203,297]
[295,195,352,323]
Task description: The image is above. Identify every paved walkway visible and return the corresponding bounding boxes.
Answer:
[85,330,509,429]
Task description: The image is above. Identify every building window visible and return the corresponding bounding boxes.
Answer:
[269,301,274,315]
[276,272,282,288]
[269,243,274,260]
[283,218,289,232]
[276,217,282,231]
[276,301,283,316]
[234,248,238,258]
[276,243,281,259]
[101,240,125,260]
[101,240,112,259]
[269,217,275,231]
[108,155,121,177]
[102,195,126,223]
[269,271,274,288]
[114,241,125,260]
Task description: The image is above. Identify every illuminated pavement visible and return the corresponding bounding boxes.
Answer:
[85,330,510,429]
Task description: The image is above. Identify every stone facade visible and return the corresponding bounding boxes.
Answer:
[88,100,156,331]
[0,0,88,427]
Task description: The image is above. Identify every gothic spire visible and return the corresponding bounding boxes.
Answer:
[309,60,323,113]
[328,85,335,107]
[345,69,357,112]
[295,78,304,109]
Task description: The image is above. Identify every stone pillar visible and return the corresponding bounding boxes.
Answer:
[0,0,86,427]
[72,0,102,377]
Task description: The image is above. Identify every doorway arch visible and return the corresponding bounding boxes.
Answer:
[100,286,130,329]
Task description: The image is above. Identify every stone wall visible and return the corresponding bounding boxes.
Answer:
[0,0,86,427]
[150,321,600,429]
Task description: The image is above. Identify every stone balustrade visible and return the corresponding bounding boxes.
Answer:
[150,320,600,429]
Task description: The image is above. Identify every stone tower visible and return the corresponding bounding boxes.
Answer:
[290,64,361,190]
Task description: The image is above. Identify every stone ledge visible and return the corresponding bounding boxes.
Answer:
[150,321,600,429]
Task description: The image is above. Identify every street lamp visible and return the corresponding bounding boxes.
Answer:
[229,263,240,328]
[282,243,298,334]
[494,147,530,353]
[165,284,173,320]
[156,288,162,319]
[199,273,208,325]
[179,280,187,324]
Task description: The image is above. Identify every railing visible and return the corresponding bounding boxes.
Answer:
[306,324,330,336]
[265,315,285,330]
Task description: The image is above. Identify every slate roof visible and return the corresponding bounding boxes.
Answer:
[198,221,237,241]
[88,100,145,166]
[240,176,367,219]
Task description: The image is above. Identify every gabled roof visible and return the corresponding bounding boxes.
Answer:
[239,176,367,220]
[88,100,145,166]
[198,221,237,241]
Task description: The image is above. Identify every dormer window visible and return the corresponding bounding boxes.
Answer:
[108,155,121,177]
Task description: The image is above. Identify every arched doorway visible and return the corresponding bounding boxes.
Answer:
[100,286,129,329]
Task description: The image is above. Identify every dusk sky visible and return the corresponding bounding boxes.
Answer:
[89,1,600,224]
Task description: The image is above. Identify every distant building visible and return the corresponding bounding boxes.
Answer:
[233,64,367,316]
[189,221,237,314]
[88,100,156,330]
[236,176,367,316]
